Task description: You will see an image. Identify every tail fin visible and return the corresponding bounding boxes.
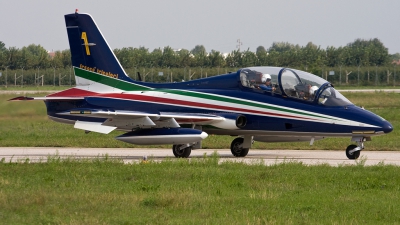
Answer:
[65,11,135,90]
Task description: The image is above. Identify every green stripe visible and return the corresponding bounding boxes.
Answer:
[160,89,333,121]
[75,67,335,121]
[75,68,151,91]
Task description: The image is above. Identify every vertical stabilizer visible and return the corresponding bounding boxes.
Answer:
[65,11,135,91]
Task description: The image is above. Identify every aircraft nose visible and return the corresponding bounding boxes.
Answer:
[382,121,393,134]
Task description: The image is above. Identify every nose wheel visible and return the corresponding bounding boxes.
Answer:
[346,144,361,159]
[346,137,367,160]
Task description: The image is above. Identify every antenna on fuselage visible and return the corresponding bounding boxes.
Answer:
[137,72,142,81]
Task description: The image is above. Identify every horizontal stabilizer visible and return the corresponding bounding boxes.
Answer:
[74,120,116,134]
[8,96,84,101]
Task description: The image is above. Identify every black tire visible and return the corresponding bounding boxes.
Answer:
[346,144,361,160]
[172,144,192,158]
[230,137,249,157]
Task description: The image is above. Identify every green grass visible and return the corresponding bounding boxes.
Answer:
[1,92,399,150]
[0,85,68,91]
[335,85,399,90]
[1,155,400,224]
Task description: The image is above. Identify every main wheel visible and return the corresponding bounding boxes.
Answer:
[172,144,192,158]
[346,144,361,160]
[230,137,249,157]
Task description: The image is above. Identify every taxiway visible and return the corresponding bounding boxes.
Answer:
[1,147,399,166]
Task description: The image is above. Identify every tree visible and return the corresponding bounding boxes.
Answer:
[242,49,257,67]
[149,48,163,67]
[268,42,299,53]
[208,50,225,68]
[0,41,6,68]
[193,50,208,67]
[345,38,389,66]
[23,44,50,69]
[161,46,176,67]
[225,50,242,67]
[7,47,21,70]
[191,45,206,56]
[298,42,325,73]
[177,49,192,68]
[51,50,64,68]
[256,46,266,55]
[132,46,150,67]
[114,47,134,69]
[391,53,400,61]
[256,46,268,66]
[0,41,6,52]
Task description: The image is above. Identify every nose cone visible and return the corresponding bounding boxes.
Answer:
[382,121,393,134]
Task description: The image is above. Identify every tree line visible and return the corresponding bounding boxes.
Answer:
[0,38,400,86]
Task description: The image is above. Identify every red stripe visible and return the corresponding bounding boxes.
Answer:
[96,93,316,121]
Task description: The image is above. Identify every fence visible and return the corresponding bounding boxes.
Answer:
[0,66,398,87]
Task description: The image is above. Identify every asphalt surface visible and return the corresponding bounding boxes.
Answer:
[1,147,400,166]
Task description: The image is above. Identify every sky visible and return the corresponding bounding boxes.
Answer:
[1,0,400,54]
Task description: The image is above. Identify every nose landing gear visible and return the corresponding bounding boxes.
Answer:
[346,137,368,160]
[346,144,362,159]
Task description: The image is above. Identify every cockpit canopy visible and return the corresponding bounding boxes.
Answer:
[240,67,352,106]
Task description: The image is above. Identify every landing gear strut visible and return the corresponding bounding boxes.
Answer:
[172,144,192,158]
[230,137,250,157]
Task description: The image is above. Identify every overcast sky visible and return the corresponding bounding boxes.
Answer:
[2,0,399,54]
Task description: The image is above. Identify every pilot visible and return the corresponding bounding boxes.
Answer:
[257,74,275,92]
[300,84,318,100]
[308,85,318,100]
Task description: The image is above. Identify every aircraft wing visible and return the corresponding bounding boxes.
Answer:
[57,109,232,133]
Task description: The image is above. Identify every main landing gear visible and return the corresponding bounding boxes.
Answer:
[345,137,368,160]
[172,144,192,158]
[230,137,252,157]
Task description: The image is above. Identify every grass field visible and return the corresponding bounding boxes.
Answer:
[0,91,399,150]
[1,156,400,224]
[0,86,68,91]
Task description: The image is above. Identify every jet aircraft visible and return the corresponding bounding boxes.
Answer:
[10,11,393,159]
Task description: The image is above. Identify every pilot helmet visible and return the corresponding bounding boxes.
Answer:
[261,74,271,83]
[309,85,318,94]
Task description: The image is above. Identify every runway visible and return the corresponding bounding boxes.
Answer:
[1,147,400,166]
